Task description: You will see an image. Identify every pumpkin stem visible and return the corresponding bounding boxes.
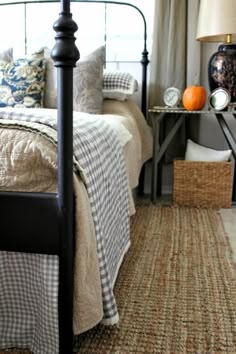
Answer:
[194,74,200,86]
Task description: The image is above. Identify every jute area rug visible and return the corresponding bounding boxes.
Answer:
[1,204,236,354]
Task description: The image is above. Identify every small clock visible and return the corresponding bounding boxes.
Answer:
[163,87,182,108]
[208,87,231,111]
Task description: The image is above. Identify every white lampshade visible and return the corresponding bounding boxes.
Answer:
[196,0,236,42]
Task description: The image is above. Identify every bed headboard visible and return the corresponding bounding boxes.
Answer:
[0,0,149,117]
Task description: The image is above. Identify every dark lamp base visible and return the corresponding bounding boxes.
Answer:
[208,44,236,103]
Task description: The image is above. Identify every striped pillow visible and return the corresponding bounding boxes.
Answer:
[103,71,138,101]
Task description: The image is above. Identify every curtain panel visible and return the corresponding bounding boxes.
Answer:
[149,0,201,161]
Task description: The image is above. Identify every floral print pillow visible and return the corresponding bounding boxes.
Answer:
[0,58,46,108]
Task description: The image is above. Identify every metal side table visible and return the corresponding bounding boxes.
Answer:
[148,107,236,204]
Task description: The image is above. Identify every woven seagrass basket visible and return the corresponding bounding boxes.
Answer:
[173,160,233,208]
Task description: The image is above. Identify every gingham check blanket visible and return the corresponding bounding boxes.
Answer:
[0,108,130,354]
[103,71,138,93]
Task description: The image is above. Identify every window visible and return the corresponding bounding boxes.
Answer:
[0,1,154,60]
[0,0,154,105]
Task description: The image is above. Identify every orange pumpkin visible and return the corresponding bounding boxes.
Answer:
[182,85,207,111]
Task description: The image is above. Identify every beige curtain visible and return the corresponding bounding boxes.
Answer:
[149,0,201,160]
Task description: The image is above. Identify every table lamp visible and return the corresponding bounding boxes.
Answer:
[196,0,236,103]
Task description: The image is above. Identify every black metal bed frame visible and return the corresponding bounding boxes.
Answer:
[0,1,149,353]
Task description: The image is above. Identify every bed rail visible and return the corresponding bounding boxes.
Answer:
[0,192,59,254]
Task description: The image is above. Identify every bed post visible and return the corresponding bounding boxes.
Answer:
[139,17,149,195]
[51,1,80,353]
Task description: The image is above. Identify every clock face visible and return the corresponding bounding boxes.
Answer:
[163,87,181,107]
[209,88,231,110]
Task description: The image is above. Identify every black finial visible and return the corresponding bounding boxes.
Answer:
[51,1,80,67]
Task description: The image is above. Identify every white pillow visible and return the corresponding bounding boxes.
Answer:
[73,46,105,114]
[185,139,232,162]
[32,46,105,113]
[0,48,13,63]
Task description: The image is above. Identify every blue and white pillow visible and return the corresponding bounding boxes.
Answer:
[0,58,46,108]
